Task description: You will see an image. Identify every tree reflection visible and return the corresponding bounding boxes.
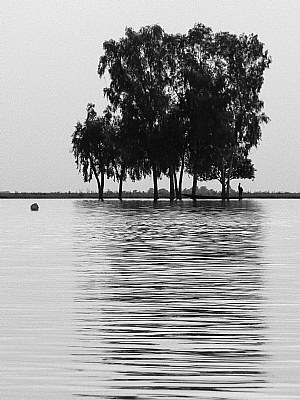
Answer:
[72,200,268,399]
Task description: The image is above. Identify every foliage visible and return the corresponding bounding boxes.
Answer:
[71,104,114,200]
[71,23,271,200]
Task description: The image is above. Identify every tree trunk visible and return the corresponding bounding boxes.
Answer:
[99,171,105,201]
[192,173,198,197]
[118,166,125,201]
[221,180,226,200]
[226,148,235,199]
[169,166,175,202]
[95,174,102,201]
[178,155,184,200]
[173,171,179,199]
[118,177,123,201]
[90,158,102,201]
[226,178,230,199]
[221,164,226,200]
[153,164,159,202]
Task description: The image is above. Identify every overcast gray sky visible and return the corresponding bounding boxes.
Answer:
[2,0,300,193]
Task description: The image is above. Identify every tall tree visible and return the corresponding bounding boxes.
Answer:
[178,25,219,196]
[98,25,174,201]
[70,23,271,200]
[212,31,271,197]
[71,104,113,200]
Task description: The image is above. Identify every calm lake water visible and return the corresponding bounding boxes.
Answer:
[1,198,300,399]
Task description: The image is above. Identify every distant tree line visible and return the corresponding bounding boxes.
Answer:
[71,23,271,201]
[2,190,299,200]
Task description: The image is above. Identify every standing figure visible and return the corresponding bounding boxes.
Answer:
[238,183,243,200]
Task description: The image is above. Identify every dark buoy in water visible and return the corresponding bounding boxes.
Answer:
[30,203,39,211]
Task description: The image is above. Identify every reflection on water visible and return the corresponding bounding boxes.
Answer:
[2,199,299,399]
[72,200,268,399]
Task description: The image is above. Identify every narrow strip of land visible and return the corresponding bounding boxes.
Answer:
[1,192,299,199]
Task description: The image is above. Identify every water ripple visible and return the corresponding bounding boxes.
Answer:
[72,200,268,399]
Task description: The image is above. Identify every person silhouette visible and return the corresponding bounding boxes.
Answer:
[238,183,243,200]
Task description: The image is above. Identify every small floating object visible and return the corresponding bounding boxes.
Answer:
[30,203,39,211]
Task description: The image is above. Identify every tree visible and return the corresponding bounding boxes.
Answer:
[98,25,174,201]
[204,146,256,197]
[71,23,271,200]
[176,25,220,196]
[100,108,126,200]
[71,104,113,200]
[211,31,271,197]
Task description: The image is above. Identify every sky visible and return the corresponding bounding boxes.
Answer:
[1,0,300,193]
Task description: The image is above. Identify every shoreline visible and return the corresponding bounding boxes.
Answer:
[1,192,300,199]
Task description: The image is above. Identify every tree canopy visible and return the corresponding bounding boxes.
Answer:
[72,23,271,200]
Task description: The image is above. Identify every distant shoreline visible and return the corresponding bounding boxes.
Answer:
[1,192,300,199]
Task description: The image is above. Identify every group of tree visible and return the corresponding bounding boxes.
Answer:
[72,23,271,201]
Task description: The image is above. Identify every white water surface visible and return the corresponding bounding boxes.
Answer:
[1,198,299,399]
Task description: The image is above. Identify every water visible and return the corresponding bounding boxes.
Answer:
[1,198,300,399]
